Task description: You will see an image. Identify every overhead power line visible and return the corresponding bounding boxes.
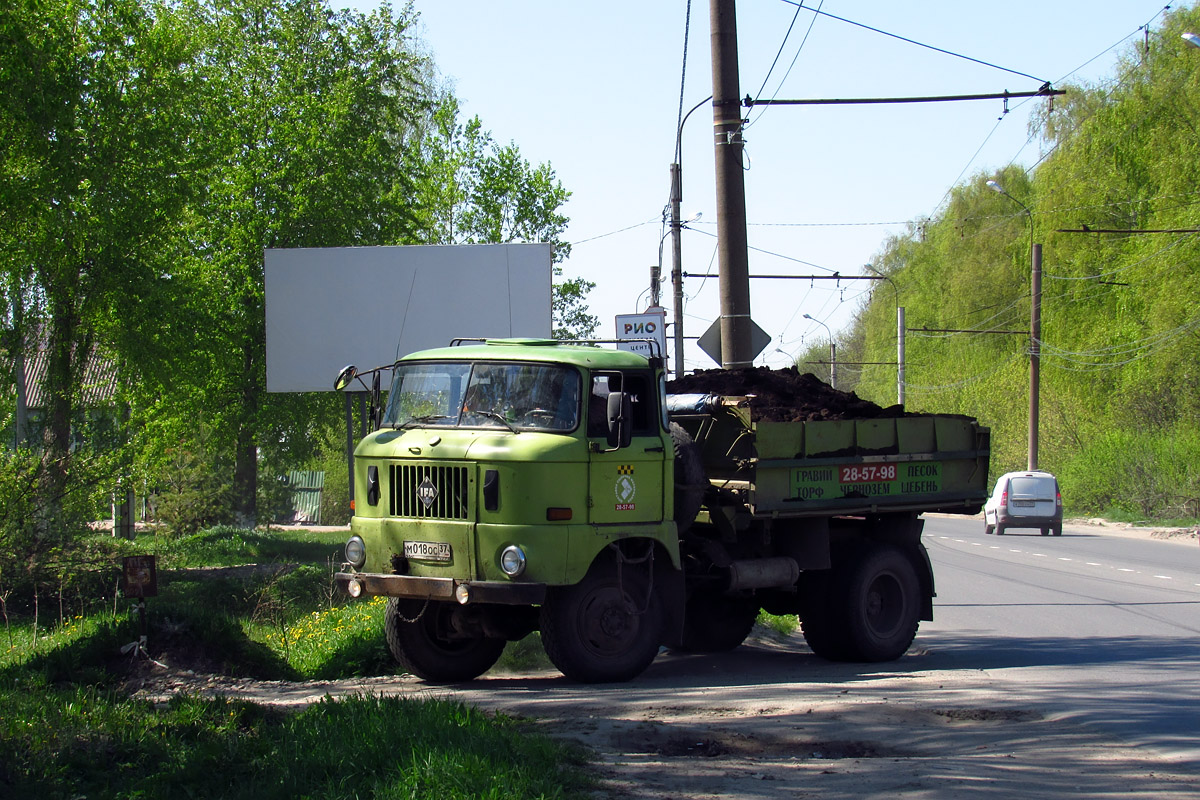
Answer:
[778,0,1048,83]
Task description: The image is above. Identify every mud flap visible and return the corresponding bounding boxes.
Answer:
[914,541,936,621]
[656,558,687,649]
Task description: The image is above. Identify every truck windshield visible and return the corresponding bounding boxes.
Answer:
[383,361,581,432]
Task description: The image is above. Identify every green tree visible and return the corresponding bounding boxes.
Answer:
[0,0,199,533]
[166,0,433,523]
[846,5,1200,517]
[415,109,597,337]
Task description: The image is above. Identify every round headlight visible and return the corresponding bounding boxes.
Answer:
[345,536,366,569]
[499,545,527,577]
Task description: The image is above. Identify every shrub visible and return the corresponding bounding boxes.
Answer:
[154,443,234,535]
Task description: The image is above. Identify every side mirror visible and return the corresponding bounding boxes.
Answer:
[334,364,357,391]
[606,392,633,449]
[369,371,382,430]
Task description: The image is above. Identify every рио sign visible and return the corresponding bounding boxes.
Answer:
[615,309,667,358]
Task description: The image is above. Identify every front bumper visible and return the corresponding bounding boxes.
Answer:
[335,571,546,605]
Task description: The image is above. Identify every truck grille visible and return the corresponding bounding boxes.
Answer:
[389,464,471,520]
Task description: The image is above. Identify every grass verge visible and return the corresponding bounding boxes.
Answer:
[0,525,591,799]
[0,683,592,799]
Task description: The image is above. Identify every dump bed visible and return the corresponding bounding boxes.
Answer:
[668,394,990,518]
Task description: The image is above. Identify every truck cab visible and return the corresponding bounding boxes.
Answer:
[335,338,682,683]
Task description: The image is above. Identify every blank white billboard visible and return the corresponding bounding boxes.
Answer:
[265,244,552,392]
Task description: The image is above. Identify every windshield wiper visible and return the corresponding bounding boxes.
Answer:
[396,414,453,430]
[472,410,519,433]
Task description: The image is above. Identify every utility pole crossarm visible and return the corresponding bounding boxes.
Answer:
[682,272,888,281]
[745,87,1064,107]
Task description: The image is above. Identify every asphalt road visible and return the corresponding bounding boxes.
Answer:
[921,515,1200,766]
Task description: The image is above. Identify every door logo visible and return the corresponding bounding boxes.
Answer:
[615,471,636,511]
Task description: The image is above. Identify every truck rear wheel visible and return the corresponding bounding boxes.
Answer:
[675,592,759,652]
[540,558,663,682]
[800,568,852,661]
[842,544,921,661]
[384,598,505,683]
[802,544,921,662]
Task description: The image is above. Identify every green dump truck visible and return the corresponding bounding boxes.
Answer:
[333,338,990,683]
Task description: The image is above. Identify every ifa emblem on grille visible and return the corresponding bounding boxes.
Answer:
[416,477,439,508]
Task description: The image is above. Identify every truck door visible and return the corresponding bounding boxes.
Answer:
[587,371,666,525]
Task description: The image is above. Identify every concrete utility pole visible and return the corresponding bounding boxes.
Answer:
[709,0,753,368]
[670,163,685,376]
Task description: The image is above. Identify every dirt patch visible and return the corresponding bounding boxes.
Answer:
[667,366,905,422]
[934,708,1044,723]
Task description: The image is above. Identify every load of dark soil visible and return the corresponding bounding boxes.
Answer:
[666,366,906,423]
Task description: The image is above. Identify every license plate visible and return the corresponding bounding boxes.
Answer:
[403,540,452,562]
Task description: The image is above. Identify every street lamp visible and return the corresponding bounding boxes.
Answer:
[802,314,837,389]
[987,179,1043,472]
[1183,32,1200,49]
[670,96,712,378]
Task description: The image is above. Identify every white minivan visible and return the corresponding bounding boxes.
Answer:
[984,471,1063,536]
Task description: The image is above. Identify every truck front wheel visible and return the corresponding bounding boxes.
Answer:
[384,598,505,683]
[540,559,664,682]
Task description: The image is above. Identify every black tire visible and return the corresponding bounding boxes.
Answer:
[803,544,921,663]
[984,520,994,535]
[540,557,664,682]
[384,598,505,683]
[842,544,922,662]
[995,524,1005,536]
[1052,525,1062,536]
[670,422,705,534]
[800,568,853,661]
[1040,528,1049,536]
[674,591,759,652]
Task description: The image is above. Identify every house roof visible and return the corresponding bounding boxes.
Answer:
[7,342,119,410]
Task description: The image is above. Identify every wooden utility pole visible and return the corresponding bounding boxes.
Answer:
[710,0,753,368]
[1029,243,1042,471]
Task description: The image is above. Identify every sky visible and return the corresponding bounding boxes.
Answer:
[341,0,1182,374]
